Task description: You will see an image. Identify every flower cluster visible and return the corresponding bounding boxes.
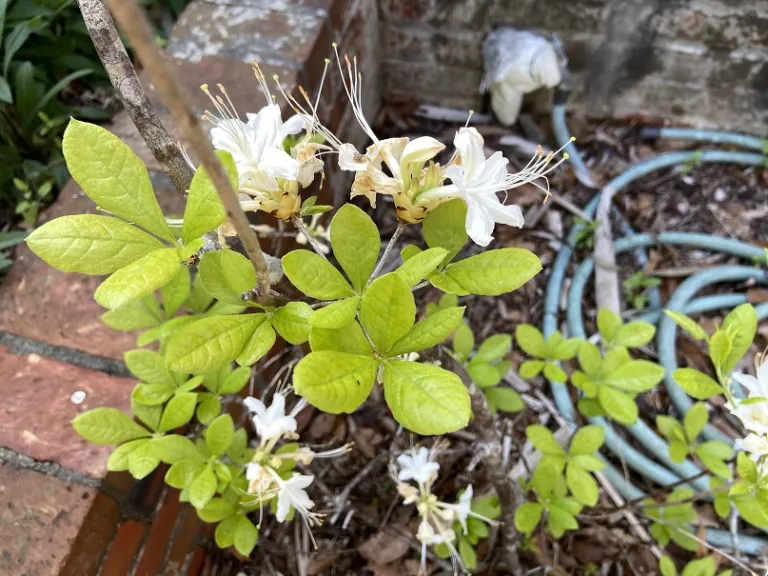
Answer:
[242,392,351,535]
[204,47,570,246]
[394,444,496,574]
[728,350,768,468]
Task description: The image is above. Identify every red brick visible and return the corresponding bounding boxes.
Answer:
[0,462,97,576]
[98,520,147,576]
[61,491,122,576]
[0,345,134,478]
[133,489,183,576]
[164,506,202,575]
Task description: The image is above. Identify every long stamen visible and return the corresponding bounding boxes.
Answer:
[252,60,273,104]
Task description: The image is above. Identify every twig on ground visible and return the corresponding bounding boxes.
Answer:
[76,0,193,194]
[328,453,388,524]
[106,0,271,301]
[594,184,621,313]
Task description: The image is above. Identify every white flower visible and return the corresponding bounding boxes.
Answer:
[743,433,768,457]
[452,485,473,533]
[732,352,768,398]
[246,462,274,495]
[416,519,455,545]
[243,393,297,442]
[272,471,318,524]
[397,446,440,485]
[728,352,768,435]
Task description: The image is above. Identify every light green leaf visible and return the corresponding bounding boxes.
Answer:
[94,248,182,310]
[396,247,448,287]
[672,368,723,400]
[602,360,665,393]
[101,295,163,331]
[282,249,354,299]
[218,366,251,395]
[388,306,464,356]
[233,515,259,556]
[294,351,378,413]
[697,440,734,460]
[519,360,545,379]
[72,407,151,445]
[330,204,380,291]
[132,392,162,431]
[483,387,523,412]
[578,341,602,377]
[429,270,470,295]
[514,502,543,534]
[133,383,175,405]
[162,267,191,317]
[128,441,161,479]
[236,320,276,367]
[569,454,604,471]
[107,439,149,472]
[659,555,678,576]
[547,503,578,537]
[196,394,222,424]
[515,324,547,358]
[309,320,373,355]
[151,434,201,464]
[182,150,234,243]
[271,302,312,345]
[572,372,598,397]
[309,297,360,329]
[199,249,257,307]
[468,361,502,387]
[566,464,599,506]
[63,119,173,242]
[180,238,205,261]
[709,328,732,378]
[543,363,567,384]
[670,440,689,463]
[422,199,467,265]
[665,310,708,341]
[681,557,715,576]
[166,314,265,373]
[551,337,582,361]
[684,402,709,442]
[613,321,656,348]
[458,537,476,570]
[360,273,415,352]
[721,303,757,374]
[577,397,604,418]
[569,425,604,455]
[597,308,622,342]
[444,248,541,296]
[598,387,638,425]
[185,273,214,313]
[737,452,758,483]
[26,214,165,274]
[215,515,239,548]
[382,361,470,435]
[526,425,565,455]
[205,414,234,456]
[657,415,686,443]
[189,464,217,509]
[124,349,175,386]
[452,322,474,359]
[600,346,630,375]
[158,392,197,432]
[696,451,732,479]
[198,498,237,523]
[475,334,512,362]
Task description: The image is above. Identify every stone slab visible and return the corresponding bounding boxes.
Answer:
[0,345,134,478]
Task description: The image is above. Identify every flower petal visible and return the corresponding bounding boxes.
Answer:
[464,195,495,247]
[262,148,300,180]
[400,136,445,170]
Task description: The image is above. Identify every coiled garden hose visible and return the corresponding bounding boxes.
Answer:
[545,104,768,554]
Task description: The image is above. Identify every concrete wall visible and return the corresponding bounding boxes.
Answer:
[379,0,768,134]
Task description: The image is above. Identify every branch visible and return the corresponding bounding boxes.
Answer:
[77,0,194,194]
[106,0,271,300]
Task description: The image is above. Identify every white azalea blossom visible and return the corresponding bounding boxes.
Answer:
[270,471,319,524]
[243,392,298,443]
[397,446,440,485]
[728,352,768,435]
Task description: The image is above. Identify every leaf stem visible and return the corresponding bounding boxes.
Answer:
[368,220,407,285]
[291,216,328,260]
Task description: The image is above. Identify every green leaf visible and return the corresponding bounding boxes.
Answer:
[94,248,182,310]
[458,537,477,570]
[737,452,758,483]
[709,328,732,377]
[309,297,360,329]
[577,397,605,418]
[102,296,163,331]
[684,402,708,442]
[330,204,380,291]
[422,199,467,265]
[543,363,567,384]
[132,392,162,431]
[664,310,708,341]
[514,502,543,534]
[566,464,599,506]
[600,346,630,375]
[271,302,312,345]
[483,387,523,412]
[382,361,470,434]
[515,324,547,358]
[189,465,217,509]
[578,341,602,377]
[572,372,598,397]
[672,368,723,399]
[219,366,251,395]
[158,392,197,432]
[597,308,622,342]
[570,425,605,455]
[657,416,686,443]
[526,425,565,455]
[547,503,578,537]
[396,247,448,287]
[468,361,502,387]
[452,322,474,359]
[196,394,222,425]
[444,248,541,296]
[63,119,173,242]
[128,441,161,479]
[151,435,201,464]
[124,349,175,386]
[236,320,276,367]
[681,557,715,576]
[233,515,259,557]
[133,383,175,405]
[602,360,665,393]
[613,321,656,348]
[294,351,378,413]
[309,321,373,355]
[182,150,234,243]
[669,440,689,463]
[598,386,638,425]
[659,555,678,576]
[26,215,165,274]
[429,270,470,295]
[282,250,354,299]
[185,273,214,313]
[569,454,604,472]
[388,307,465,356]
[519,360,545,379]
[475,334,512,362]
[166,314,266,373]
[360,273,415,352]
[199,249,257,307]
[206,414,234,456]
[721,303,757,374]
[215,514,239,548]
[552,337,582,361]
[163,267,191,317]
[107,439,149,472]
[72,408,151,445]
[198,498,237,523]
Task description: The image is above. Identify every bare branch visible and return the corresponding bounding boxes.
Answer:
[105,0,271,300]
[76,0,194,194]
